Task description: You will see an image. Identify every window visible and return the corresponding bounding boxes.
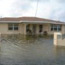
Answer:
[8,24,18,30]
[8,24,13,30]
[57,25,61,31]
[14,24,18,30]
[39,25,43,32]
[51,24,61,31]
[54,25,57,31]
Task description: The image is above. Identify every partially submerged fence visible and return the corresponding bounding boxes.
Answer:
[54,33,65,46]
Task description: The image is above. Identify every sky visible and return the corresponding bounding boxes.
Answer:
[0,0,65,22]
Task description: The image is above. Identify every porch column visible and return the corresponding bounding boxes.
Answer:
[24,24,27,35]
[36,24,39,34]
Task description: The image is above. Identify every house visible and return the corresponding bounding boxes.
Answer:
[0,17,65,35]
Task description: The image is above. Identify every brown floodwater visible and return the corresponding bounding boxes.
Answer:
[0,35,65,65]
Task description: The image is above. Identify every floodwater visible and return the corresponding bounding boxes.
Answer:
[0,35,65,65]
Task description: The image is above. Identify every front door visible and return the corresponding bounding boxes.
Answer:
[32,25,36,34]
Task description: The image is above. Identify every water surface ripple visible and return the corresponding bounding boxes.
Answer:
[0,35,65,65]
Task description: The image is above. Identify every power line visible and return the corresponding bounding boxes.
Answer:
[35,0,39,17]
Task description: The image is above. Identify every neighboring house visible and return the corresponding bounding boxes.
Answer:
[0,17,65,35]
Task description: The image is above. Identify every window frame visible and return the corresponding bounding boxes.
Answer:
[51,24,61,31]
[8,24,19,31]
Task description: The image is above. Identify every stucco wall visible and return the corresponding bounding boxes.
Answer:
[48,24,65,35]
[0,23,26,34]
[43,24,65,35]
[43,24,50,34]
[26,24,65,35]
[61,25,65,34]
[0,23,64,35]
[28,24,51,35]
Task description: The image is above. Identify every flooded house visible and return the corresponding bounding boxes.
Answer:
[0,17,65,35]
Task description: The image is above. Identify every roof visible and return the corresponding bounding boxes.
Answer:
[0,17,61,21]
[0,17,64,24]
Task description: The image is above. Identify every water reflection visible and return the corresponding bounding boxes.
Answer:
[0,35,65,65]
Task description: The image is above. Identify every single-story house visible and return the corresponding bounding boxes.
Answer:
[0,17,65,35]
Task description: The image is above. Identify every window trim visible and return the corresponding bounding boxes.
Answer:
[8,24,19,31]
[51,24,61,31]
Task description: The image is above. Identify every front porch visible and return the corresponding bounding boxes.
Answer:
[25,24,50,35]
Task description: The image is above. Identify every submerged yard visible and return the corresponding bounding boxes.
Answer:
[0,35,65,65]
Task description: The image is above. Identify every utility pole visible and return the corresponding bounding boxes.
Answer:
[35,0,39,17]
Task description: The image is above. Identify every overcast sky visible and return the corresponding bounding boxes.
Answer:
[0,0,65,22]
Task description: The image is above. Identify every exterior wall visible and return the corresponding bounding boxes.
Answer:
[47,24,65,35]
[27,24,51,35]
[41,24,65,35]
[25,24,65,35]
[62,25,65,34]
[0,23,64,35]
[29,24,39,34]
[0,23,26,34]
[43,24,50,34]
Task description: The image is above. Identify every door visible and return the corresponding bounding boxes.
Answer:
[33,25,36,34]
